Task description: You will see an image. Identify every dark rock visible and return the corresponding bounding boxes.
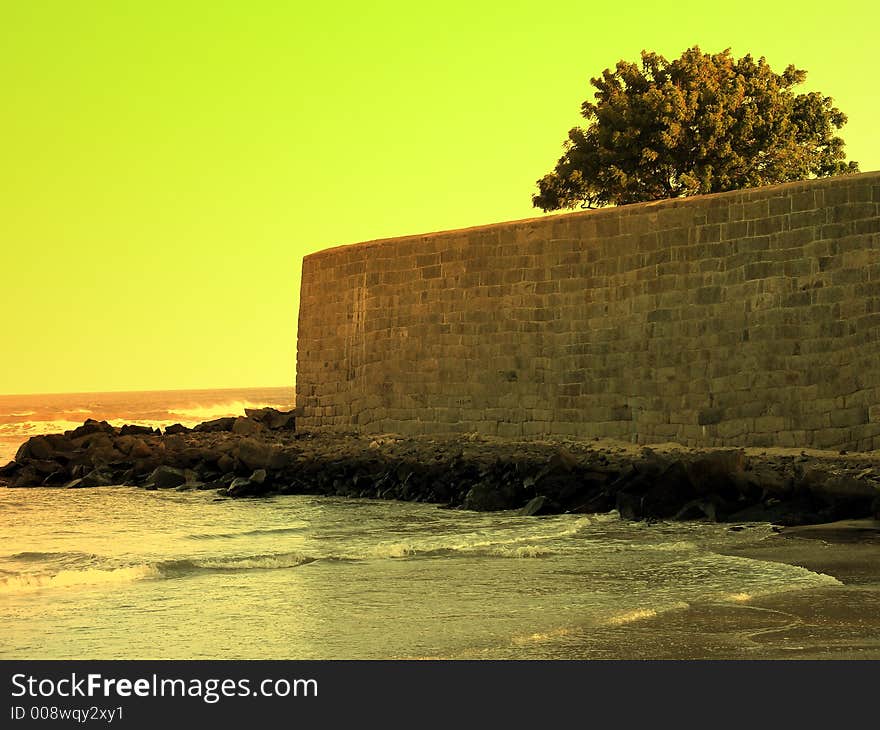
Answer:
[28,459,62,476]
[15,435,56,462]
[199,474,235,490]
[232,417,265,436]
[183,468,203,488]
[640,462,697,518]
[463,482,514,511]
[685,449,747,499]
[0,461,21,477]
[12,467,40,487]
[267,449,291,471]
[801,468,878,501]
[235,439,273,471]
[245,407,296,430]
[569,491,616,514]
[674,498,720,522]
[226,476,271,498]
[129,439,153,459]
[217,454,235,473]
[726,495,822,525]
[43,433,76,453]
[616,491,644,521]
[37,470,68,487]
[78,469,114,488]
[250,468,268,484]
[164,423,190,435]
[67,419,116,438]
[520,495,555,516]
[745,463,792,498]
[146,465,187,489]
[120,424,154,436]
[88,446,126,466]
[71,432,114,451]
[193,417,236,433]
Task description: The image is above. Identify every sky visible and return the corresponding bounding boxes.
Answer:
[2,1,877,395]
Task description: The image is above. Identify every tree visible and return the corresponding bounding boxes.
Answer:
[532,47,859,211]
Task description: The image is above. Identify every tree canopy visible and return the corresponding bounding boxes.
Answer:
[532,47,859,211]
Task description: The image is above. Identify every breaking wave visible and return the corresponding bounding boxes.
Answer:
[169,401,288,422]
[0,551,317,593]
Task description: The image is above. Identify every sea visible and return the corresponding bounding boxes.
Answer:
[0,387,844,659]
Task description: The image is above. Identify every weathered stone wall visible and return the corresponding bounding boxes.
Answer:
[296,172,880,451]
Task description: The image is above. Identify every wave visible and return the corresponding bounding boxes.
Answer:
[360,516,592,560]
[157,552,315,575]
[606,607,662,625]
[6,550,98,563]
[168,400,289,422]
[0,564,161,592]
[0,420,94,436]
[0,550,316,593]
[364,542,555,559]
[185,526,307,541]
[0,523,581,594]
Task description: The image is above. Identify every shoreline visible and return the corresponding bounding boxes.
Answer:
[635,521,880,659]
[2,412,879,527]
[3,413,880,657]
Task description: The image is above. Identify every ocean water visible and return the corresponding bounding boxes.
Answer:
[0,488,841,659]
[0,386,294,465]
[0,388,843,659]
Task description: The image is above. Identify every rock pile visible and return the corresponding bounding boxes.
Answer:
[2,412,879,526]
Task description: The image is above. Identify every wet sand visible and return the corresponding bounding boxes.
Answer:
[619,520,880,659]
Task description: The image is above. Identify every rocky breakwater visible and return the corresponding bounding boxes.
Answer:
[2,411,879,526]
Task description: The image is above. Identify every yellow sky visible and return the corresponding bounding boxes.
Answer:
[1,1,876,394]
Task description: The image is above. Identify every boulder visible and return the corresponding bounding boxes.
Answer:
[245,407,296,430]
[685,450,747,494]
[77,469,114,488]
[640,462,697,518]
[519,495,555,516]
[12,467,40,488]
[15,435,56,462]
[67,419,116,438]
[0,461,20,477]
[120,424,154,436]
[463,482,513,511]
[88,445,126,466]
[193,417,236,433]
[164,423,190,435]
[801,468,879,501]
[226,475,272,498]
[129,439,153,459]
[616,491,644,521]
[29,459,63,475]
[146,465,187,489]
[569,491,616,514]
[250,468,268,485]
[216,454,235,474]
[71,432,114,451]
[235,439,273,471]
[674,498,721,522]
[43,433,76,453]
[232,417,265,436]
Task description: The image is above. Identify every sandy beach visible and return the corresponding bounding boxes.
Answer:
[598,520,880,659]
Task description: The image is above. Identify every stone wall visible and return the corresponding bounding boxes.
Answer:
[296,172,880,451]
